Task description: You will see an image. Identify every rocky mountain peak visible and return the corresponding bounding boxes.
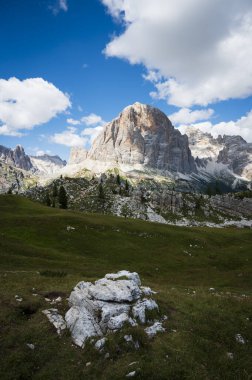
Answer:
[0,144,33,171]
[88,103,197,174]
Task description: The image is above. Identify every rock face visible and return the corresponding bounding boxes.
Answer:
[30,154,66,175]
[217,136,252,180]
[88,103,197,174]
[68,147,88,165]
[181,126,224,160]
[0,144,33,171]
[182,127,252,181]
[42,271,165,348]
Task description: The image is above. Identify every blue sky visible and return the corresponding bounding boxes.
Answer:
[0,0,252,160]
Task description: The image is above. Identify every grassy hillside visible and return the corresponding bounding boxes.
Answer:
[0,195,251,379]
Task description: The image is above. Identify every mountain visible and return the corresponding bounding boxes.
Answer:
[30,154,66,175]
[88,102,197,174]
[68,147,88,165]
[183,126,252,181]
[1,103,252,195]
[0,144,33,171]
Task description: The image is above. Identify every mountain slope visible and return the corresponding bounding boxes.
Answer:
[30,154,66,175]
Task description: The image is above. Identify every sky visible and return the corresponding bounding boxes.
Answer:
[0,0,252,160]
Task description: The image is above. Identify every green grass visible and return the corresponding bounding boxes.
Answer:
[0,195,251,379]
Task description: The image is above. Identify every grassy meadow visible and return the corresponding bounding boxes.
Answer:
[0,195,251,379]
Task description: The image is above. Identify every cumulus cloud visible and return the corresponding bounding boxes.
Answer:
[0,77,70,137]
[50,126,88,147]
[81,126,104,143]
[102,0,252,107]
[81,113,106,126]
[178,110,252,142]
[67,118,81,125]
[169,108,214,125]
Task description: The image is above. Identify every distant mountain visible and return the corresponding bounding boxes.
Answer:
[30,154,66,175]
[183,126,252,181]
[0,103,252,195]
[0,144,33,171]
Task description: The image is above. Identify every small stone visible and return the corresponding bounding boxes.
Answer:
[104,353,110,359]
[26,343,35,350]
[124,335,133,343]
[86,362,91,367]
[94,338,106,351]
[145,322,165,338]
[235,334,246,344]
[227,352,234,360]
[126,371,136,377]
[55,297,62,303]
[128,362,138,367]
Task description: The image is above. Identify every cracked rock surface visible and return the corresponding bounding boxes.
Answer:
[43,270,165,347]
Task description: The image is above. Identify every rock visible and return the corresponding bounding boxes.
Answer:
[140,286,157,296]
[227,352,234,360]
[107,312,136,330]
[105,270,141,286]
[26,343,35,350]
[42,309,66,335]
[235,334,246,344]
[88,278,141,303]
[124,334,133,343]
[94,337,107,351]
[86,362,91,367]
[65,305,103,347]
[67,226,75,232]
[126,371,136,377]
[132,298,158,324]
[68,147,88,165]
[44,271,164,348]
[145,322,165,338]
[104,353,110,359]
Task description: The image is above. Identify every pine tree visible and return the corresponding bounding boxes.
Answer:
[98,183,105,199]
[52,183,58,197]
[58,185,68,209]
[45,191,51,207]
[116,174,121,185]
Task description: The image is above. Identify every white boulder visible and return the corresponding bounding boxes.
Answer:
[42,308,66,335]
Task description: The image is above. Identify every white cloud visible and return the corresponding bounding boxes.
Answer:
[59,0,68,12]
[178,110,252,142]
[50,127,88,147]
[81,126,104,143]
[50,0,68,14]
[67,118,81,125]
[81,113,106,126]
[169,108,214,125]
[0,77,70,137]
[102,0,252,107]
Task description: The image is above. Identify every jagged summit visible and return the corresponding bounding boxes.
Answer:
[88,102,197,174]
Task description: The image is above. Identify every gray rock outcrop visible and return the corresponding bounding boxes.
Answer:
[43,270,165,348]
[88,103,197,174]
